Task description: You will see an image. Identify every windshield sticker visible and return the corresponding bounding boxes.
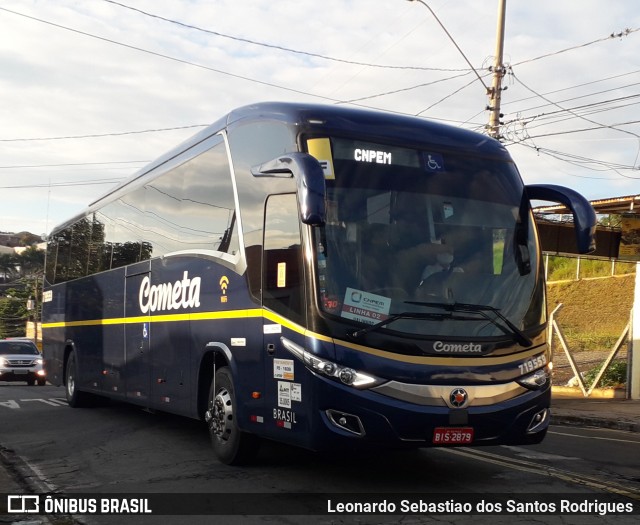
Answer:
[307,138,335,179]
[424,152,445,172]
[341,288,391,325]
[277,262,287,288]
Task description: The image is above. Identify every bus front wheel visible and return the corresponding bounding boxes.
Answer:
[206,367,259,465]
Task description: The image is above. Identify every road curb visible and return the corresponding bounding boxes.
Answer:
[550,413,640,433]
[552,386,627,398]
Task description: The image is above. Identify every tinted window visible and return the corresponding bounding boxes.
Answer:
[46,134,238,284]
[144,135,238,257]
[263,194,305,324]
[0,341,39,355]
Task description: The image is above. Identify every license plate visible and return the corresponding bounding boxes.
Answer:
[433,427,474,445]
[13,370,28,375]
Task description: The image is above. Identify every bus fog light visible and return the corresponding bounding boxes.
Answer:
[326,410,365,436]
[528,408,549,433]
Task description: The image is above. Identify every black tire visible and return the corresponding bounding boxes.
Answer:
[37,379,46,386]
[65,352,93,407]
[206,367,260,465]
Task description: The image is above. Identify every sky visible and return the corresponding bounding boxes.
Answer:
[1,0,640,237]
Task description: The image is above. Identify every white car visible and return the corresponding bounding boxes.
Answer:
[0,339,46,386]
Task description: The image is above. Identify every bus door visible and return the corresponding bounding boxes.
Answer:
[262,194,306,438]
[124,261,152,403]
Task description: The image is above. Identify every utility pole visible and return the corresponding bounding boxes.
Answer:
[487,0,507,139]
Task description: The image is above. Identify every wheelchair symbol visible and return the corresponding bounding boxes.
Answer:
[427,155,441,170]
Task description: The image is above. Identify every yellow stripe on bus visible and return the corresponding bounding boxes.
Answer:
[42,308,544,366]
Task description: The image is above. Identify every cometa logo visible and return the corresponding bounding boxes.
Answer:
[139,271,201,313]
[433,341,482,353]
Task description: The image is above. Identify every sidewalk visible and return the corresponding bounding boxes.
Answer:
[551,387,640,433]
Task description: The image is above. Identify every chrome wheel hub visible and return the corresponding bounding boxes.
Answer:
[209,387,232,440]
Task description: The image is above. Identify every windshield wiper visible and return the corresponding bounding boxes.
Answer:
[348,311,478,339]
[405,301,533,347]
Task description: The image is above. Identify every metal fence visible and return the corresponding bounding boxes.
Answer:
[549,304,631,398]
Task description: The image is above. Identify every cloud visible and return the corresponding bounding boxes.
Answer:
[1,0,639,234]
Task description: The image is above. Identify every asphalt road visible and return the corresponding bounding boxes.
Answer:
[1,383,639,525]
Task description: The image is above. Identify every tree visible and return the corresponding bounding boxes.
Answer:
[16,246,45,278]
[0,253,17,282]
[598,214,622,229]
[0,289,28,338]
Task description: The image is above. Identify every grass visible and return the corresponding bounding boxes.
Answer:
[584,361,628,388]
[546,273,633,354]
[546,255,636,281]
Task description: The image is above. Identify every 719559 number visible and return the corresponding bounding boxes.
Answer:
[518,354,547,375]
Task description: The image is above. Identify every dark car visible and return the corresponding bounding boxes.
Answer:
[0,339,46,386]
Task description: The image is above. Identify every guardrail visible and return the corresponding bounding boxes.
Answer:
[544,252,636,282]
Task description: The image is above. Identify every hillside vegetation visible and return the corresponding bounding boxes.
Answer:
[546,274,634,352]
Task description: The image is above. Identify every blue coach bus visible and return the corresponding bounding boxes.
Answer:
[42,102,596,464]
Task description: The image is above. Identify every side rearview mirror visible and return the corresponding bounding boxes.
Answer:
[251,152,326,226]
[526,184,597,254]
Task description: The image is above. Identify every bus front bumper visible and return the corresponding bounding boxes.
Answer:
[310,377,551,451]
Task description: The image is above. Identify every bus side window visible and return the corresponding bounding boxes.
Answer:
[262,194,305,325]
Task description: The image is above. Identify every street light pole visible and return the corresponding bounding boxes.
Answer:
[487,0,507,139]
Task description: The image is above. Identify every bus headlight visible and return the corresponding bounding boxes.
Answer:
[517,366,550,390]
[280,337,384,389]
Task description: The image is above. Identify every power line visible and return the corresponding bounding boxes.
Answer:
[502,69,640,109]
[510,71,640,165]
[416,74,485,116]
[0,161,146,169]
[101,0,467,73]
[0,178,125,189]
[512,28,639,68]
[0,125,208,142]
[407,0,489,91]
[0,7,340,103]
[511,141,640,179]
[338,71,473,104]
[505,81,640,119]
[512,118,640,140]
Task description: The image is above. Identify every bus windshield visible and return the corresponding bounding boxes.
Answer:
[312,137,543,341]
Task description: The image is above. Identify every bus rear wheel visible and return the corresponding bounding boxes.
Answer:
[65,351,94,408]
[206,367,259,465]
